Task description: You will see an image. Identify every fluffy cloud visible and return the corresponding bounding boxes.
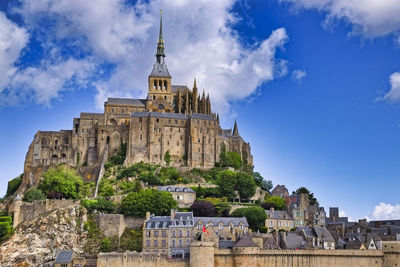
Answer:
[339,210,355,222]
[281,0,400,38]
[291,69,307,83]
[377,72,400,103]
[367,202,400,220]
[3,0,289,116]
[0,12,28,90]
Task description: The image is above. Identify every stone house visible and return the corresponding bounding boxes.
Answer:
[54,251,73,267]
[169,211,194,258]
[143,214,171,254]
[285,194,309,227]
[306,205,326,227]
[265,207,295,232]
[193,217,249,242]
[270,185,289,198]
[157,186,196,208]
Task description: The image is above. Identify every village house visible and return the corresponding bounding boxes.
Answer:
[158,186,196,208]
[265,207,295,232]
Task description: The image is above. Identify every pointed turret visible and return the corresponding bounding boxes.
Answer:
[233,120,239,136]
[192,78,198,113]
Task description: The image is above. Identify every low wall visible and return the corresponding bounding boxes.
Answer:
[97,252,189,267]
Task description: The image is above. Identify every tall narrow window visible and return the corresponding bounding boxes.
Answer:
[154,80,157,90]
[164,80,167,90]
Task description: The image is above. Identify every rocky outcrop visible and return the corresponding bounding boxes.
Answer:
[0,204,88,266]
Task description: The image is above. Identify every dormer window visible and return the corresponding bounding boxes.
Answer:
[183,188,187,192]
[167,187,171,191]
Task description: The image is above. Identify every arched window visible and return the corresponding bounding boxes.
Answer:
[179,239,183,247]
[172,239,175,247]
[164,80,167,90]
[159,80,162,90]
[154,80,157,90]
[54,139,58,145]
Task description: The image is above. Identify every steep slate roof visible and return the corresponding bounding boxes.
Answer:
[266,210,293,220]
[233,236,258,247]
[284,233,306,249]
[106,98,146,106]
[171,85,188,92]
[174,212,194,220]
[314,225,335,242]
[144,216,171,229]
[54,250,73,264]
[149,62,171,77]
[194,217,249,227]
[158,186,195,193]
[219,240,235,249]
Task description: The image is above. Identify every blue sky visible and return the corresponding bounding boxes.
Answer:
[1,0,400,220]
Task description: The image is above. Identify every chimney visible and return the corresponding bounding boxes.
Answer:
[171,209,176,219]
[270,207,275,212]
[146,211,150,220]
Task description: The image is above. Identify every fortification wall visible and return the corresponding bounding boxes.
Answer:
[97,252,189,267]
[96,242,400,267]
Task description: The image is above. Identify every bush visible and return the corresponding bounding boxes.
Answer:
[81,198,115,214]
[189,201,215,217]
[39,165,83,199]
[158,167,180,184]
[0,216,12,222]
[264,196,285,210]
[231,206,267,231]
[101,237,111,252]
[138,171,161,185]
[6,174,23,197]
[106,143,127,167]
[120,181,142,194]
[214,202,231,217]
[98,180,115,197]
[164,150,171,166]
[191,186,220,198]
[216,170,236,200]
[23,189,46,202]
[116,162,156,180]
[225,151,242,170]
[120,189,177,216]
[0,220,13,242]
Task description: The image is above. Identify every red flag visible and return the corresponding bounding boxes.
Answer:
[203,226,209,234]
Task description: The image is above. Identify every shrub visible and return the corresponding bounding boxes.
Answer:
[0,216,12,223]
[98,180,115,197]
[107,143,127,167]
[264,196,285,210]
[81,198,115,214]
[164,150,171,166]
[0,220,13,242]
[39,165,83,199]
[101,237,111,252]
[5,174,23,197]
[138,171,161,185]
[120,189,177,216]
[23,189,46,202]
[120,181,142,194]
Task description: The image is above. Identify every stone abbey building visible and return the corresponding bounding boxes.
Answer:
[22,13,252,188]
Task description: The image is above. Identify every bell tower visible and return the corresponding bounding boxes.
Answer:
[147,10,173,112]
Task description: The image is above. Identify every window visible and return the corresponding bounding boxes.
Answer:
[154,231,159,237]
[179,230,183,237]
[172,230,176,237]
[172,239,176,247]
[269,221,273,227]
[179,239,183,247]
[198,224,202,230]
[140,134,142,140]
[175,120,178,124]
[146,231,150,237]
[154,80,157,89]
[187,239,190,246]
[139,117,142,123]
[187,230,190,237]
[219,224,223,230]
[61,264,68,267]
[162,239,166,247]
[154,240,158,247]
[147,240,150,247]
[162,230,166,237]
[156,118,159,123]
[153,95,156,100]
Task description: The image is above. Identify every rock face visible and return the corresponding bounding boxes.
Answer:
[0,204,88,266]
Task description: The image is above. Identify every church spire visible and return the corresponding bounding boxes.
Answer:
[156,10,165,63]
[233,120,239,136]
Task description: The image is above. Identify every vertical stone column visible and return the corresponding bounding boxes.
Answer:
[190,241,214,267]
[12,194,22,227]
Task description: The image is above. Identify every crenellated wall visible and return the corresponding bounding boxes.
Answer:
[97,252,189,267]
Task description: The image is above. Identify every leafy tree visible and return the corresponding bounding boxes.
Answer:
[158,167,180,184]
[219,143,227,166]
[231,206,267,231]
[5,174,23,197]
[189,201,215,217]
[214,202,231,217]
[107,143,127,166]
[216,170,236,200]
[120,181,142,194]
[261,180,273,192]
[120,189,177,216]
[293,187,319,206]
[23,189,45,202]
[118,228,142,252]
[0,216,13,243]
[264,196,285,210]
[138,171,161,185]
[235,172,256,201]
[101,237,111,252]
[225,151,242,170]
[38,165,83,199]
[164,150,171,166]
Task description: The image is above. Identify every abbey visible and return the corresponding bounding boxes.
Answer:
[22,13,252,187]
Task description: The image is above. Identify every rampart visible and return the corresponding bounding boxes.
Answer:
[97,241,400,267]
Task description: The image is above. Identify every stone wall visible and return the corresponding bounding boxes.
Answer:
[97,241,400,267]
[93,214,145,238]
[97,252,189,267]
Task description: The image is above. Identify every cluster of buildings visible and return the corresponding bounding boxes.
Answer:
[143,210,249,258]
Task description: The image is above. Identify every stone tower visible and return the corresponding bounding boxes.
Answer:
[147,10,173,112]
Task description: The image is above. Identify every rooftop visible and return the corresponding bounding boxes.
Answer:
[194,217,248,227]
[106,98,146,106]
[54,250,73,264]
[158,186,195,193]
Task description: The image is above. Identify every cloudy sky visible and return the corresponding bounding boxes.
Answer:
[1,0,400,220]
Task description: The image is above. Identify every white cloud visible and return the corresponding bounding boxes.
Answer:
[380,72,400,103]
[291,69,307,83]
[0,12,29,90]
[367,202,400,220]
[6,0,289,116]
[281,0,400,38]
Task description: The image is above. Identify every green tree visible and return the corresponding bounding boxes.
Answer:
[225,151,242,170]
[101,237,111,252]
[23,189,46,202]
[264,196,285,210]
[219,143,227,166]
[293,187,319,206]
[38,165,83,199]
[81,198,116,214]
[120,189,177,216]
[216,170,236,200]
[261,180,273,192]
[235,172,256,201]
[231,206,267,231]
[5,174,23,197]
[164,150,171,166]
[0,217,13,243]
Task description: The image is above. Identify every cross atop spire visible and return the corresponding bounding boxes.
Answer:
[156,10,165,63]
